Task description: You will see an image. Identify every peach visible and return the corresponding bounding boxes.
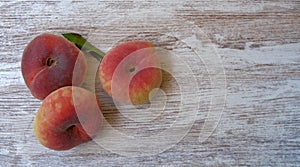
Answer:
[99,41,162,105]
[34,86,102,151]
[21,34,87,100]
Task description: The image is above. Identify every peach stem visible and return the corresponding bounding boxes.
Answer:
[62,33,106,61]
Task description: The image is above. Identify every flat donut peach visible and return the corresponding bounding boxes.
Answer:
[21,34,87,100]
[34,86,102,150]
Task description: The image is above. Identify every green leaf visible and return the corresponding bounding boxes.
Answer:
[62,33,106,61]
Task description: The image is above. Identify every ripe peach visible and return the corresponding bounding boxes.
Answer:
[34,86,102,151]
[21,34,87,100]
[99,41,162,105]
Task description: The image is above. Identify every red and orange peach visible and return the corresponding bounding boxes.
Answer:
[99,41,162,105]
[21,34,87,100]
[34,86,102,150]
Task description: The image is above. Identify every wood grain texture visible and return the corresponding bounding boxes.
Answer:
[0,0,299,166]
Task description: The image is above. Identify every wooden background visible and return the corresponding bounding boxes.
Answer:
[1,0,299,166]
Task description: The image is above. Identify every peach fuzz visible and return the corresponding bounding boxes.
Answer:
[34,86,102,151]
[21,34,87,100]
[99,41,162,105]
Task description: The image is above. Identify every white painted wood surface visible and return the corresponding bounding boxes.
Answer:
[0,0,299,166]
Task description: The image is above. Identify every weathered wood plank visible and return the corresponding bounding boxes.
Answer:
[0,0,299,166]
